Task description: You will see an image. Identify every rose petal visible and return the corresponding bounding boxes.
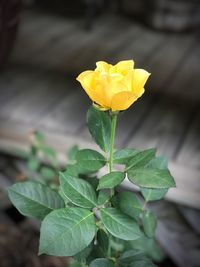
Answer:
[115,60,134,74]
[111,91,138,111]
[132,69,150,96]
[96,61,111,73]
[77,71,109,108]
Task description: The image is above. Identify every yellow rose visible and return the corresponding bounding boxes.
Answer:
[76,60,150,111]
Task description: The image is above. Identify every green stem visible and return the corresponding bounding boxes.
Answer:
[109,113,117,172]
[107,112,118,258]
[109,112,118,196]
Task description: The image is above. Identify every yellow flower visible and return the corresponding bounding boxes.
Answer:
[76,60,150,111]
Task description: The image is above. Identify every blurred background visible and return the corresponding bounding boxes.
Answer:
[0,0,200,266]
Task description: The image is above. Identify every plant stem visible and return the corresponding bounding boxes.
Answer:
[109,113,117,172]
[107,112,118,257]
[109,112,118,196]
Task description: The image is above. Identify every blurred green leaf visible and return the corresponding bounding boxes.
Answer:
[89,258,114,267]
[40,166,56,180]
[130,257,157,267]
[34,131,45,143]
[41,146,56,160]
[119,250,145,265]
[128,236,165,262]
[74,244,92,262]
[97,229,109,257]
[146,156,167,169]
[142,211,157,238]
[68,145,79,161]
[27,156,40,171]
[141,188,168,202]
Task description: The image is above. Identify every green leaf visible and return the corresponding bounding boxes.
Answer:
[59,172,98,208]
[74,245,92,262]
[87,107,111,152]
[89,258,114,267]
[40,166,56,180]
[65,164,94,177]
[86,176,99,191]
[146,156,167,169]
[27,156,40,171]
[113,149,138,164]
[65,164,80,176]
[141,188,168,202]
[39,207,96,256]
[76,149,106,171]
[130,258,157,267]
[7,181,64,220]
[97,172,125,190]
[68,145,79,161]
[127,168,176,189]
[100,208,142,241]
[98,190,110,205]
[128,236,165,262]
[41,146,57,161]
[117,192,143,220]
[97,229,109,257]
[126,149,156,171]
[34,131,45,143]
[142,211,157,238]
[70,261,86,267]
[141,156,169,201]
[119,250,145,265]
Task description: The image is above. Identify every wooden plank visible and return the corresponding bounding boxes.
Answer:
[152,201,200,267]
[38,86,90,134]
[142,34,198,92]
[0,69,43,112]
[18,11,51,35]
[177,109,200,169]
[115,26,166,65]
[17,18,79,62]
[0,120,97,164]
[0,70,28,106]
[12,13,57,63]
[31,16,114,71]
[69,17,142,72]
[178,206,200,234]
[0,70,70,124]
[115,94,156,147]
[167,37,200,99]
[126,95,195,159]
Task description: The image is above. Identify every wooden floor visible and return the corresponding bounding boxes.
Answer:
[0,9,200,208]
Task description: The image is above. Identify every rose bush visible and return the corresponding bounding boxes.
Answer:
[8,60,175,267]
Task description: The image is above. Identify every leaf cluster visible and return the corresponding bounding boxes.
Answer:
[8,107,176,267]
